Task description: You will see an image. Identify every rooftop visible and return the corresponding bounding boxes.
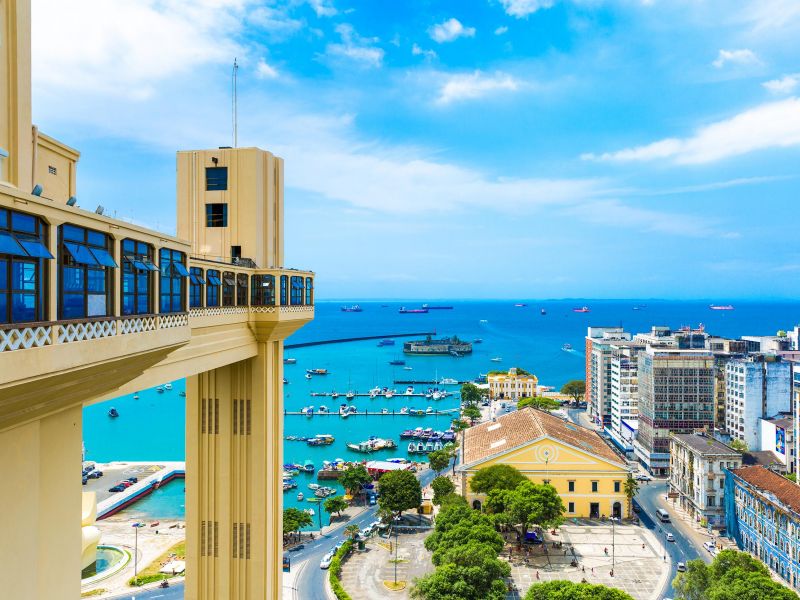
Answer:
[742,451,786,471]
[732,465,800,514]
[671,433,741,456]
[461,407,624,467]
[763,416,793,430]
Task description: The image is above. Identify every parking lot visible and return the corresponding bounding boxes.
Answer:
[83,462,167,503]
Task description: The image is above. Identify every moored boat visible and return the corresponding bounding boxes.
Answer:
[108,407,119,418]
[303,460,315,473]
[572,306,590,313]
[562,343,572,351]
[306,368,329,375]
[297,492,304,501]
[341,305,363,312]
[284,357,297,364]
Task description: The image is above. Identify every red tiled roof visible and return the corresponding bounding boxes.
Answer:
[732,465,800,514]
[461,407,625,467]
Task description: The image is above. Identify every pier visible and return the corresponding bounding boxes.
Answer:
[285,331,437,349]
[309,391,455,399]
[284,408,460,416]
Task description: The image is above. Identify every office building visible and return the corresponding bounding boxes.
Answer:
[585,327,632,428]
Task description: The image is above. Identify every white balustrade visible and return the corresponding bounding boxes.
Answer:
[158,313,189,329]
[0,325,52,351]
[57,320,117,344]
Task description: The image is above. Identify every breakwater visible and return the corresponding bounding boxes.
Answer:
[285,331,437,349]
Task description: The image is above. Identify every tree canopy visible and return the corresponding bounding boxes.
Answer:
[525,580,634,600]
[378,469,422,515]
[485,480,565,540]
[339,464,372,497]
[411,562,508,600]
[673,549,795,600]
[323,495,348,517]
[560,380,585,403]
[431,476,456,505]
[728,438,748,453]
[461,404,482,422]
[469,464,526,494]
[460,382,482,406]
[344,524,360,540]
[283,508,312,534]
[428,449,452,474]
[518,396,562,412]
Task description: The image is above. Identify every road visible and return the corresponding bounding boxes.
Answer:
[106,581,184,599]
[290,465,439,600]
[566,407,710,599]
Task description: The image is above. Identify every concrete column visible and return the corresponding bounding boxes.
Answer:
[0,405,82,600]
[185,340,284,600]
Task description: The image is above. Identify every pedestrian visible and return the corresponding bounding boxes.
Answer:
[536,571,540,580]
[642,543,645,550]
[591,567,594,574]
[582,566,585,573]
[564,549,567,556]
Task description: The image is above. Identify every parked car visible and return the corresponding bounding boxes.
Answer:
[666,533,675,542]
[635,473,652,481]
[83,464,95,474]
[320,552,334,570]
[126,476,138,483]
[288,544,305,552]
[120,481,134,488]
[108,485,125,492]
[82,476,88,485]
[676,562,686,572]
[88,470,103,479]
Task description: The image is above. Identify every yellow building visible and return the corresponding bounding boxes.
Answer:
[0,2,312,598]
[487,367,538,400]
[458,407,631,519]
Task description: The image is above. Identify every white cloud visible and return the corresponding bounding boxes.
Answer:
[582,98,800,164]
[563,199,716,237]
[437,70,521,104]
[412,44,437,61]
[325,24,384,67]
[500,0,556,18]
[307,0,337,17]
[428,18,476,43]
[256,59,279,79]
[763,73,800,95]
[31,0,247,99]
[247,6,303,40]
[494,26,509,35]
[712,48,760,68]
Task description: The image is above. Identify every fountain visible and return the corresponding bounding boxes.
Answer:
[80,492,128,583]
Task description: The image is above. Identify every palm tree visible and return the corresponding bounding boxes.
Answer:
[623,474,639,518]
[344,524,360,541]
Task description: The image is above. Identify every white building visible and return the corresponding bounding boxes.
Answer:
[669,433,742,528]
[585,327,631,429]
[724,356,792,449]
[759,417,795,474]
[487,367,538,401]
[607,344,643,453]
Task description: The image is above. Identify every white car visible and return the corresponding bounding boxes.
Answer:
[703,541,717,555]
[676,562,686,572]
[635,473,652,481]
[666,533,675,542]
[320,552,334,570]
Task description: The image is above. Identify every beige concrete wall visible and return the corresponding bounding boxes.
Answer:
[33,130,80,203]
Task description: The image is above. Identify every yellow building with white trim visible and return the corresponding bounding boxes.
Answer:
[458,407,631,519]
[487,367,538,400]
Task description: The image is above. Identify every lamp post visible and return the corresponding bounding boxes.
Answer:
[610,516,617,576]
[393,520,399,585]
[132,522,145,586]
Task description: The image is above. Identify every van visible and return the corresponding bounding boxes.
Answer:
[656,508,670,522]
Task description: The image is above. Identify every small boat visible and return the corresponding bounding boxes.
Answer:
[331,392,339,399]
[432,391,442,400]
[490,357,502,362]
[284,357,297,364]
[562,343,572,351]
[302,406,314,416]
[303,460,315,473]
[179,391,186,397]
[479,319,488,324]
[164,383,173,390]
[305,373,312,380]
[400,429,415,438]
[307,497,321,503]
[433,441,443,451]
[306,368,329,375]
[297,492,304,501]
[133,393,139,400]
[339,404,349,418]
[473,338,483,344]
[385,391,394,399]
[540,308,546,315]
[308,483,320,490]
[346,391,355,400]
[407,442,417,453]
[405,386,414,395]
[340,305,363,312]
[573,306,590,313]
[399,407,409,415]
[709,304,734,310]
[403,366,413,370]
[347,405,358,415]
[156,386,164,393]
[108,407,119,418]
[440,378,458,385]
[307,434,335,446]
[283,378,289,384]
[398,307,428,314]
[424,442,435,452]
[389,359,406,366]
[514,303,527,307]
[377,339,395,346]
[426,407,434,414]
[381,408,389,414]
[318,405,329,414]
[422,304,454,310]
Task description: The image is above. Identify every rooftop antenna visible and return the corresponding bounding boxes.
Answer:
[232,58,238,148]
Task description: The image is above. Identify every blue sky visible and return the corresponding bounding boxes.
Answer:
[30,0,800,299]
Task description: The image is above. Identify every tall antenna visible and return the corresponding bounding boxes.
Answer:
[232,58,239,148]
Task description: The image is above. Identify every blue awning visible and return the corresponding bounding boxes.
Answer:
[207,274,222,286]
[65,242,99,265]
[89,247,118,268]
[17,237,54,259]
[190,273,206,285]
[0,232,33,257]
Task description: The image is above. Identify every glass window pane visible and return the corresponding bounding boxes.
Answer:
[87,294,106,317]
[137,295,149,313]
[11,293,36,321]
[87,231,106,247]
[65,242,99,265]
[89,247,118,268]
[0,208,7,229]
[11,212,36,234]
[87,269,106,293]
[122,295,135,315]
[0,294,7,323]
[0,231,27,256]
[172,262,190,277]
[62,224,85,242]
[62,267,84,291]
[11,261,36,290]
[160,295,171,313]
[62,294,85,318]
[0,261,7,290]
[137,273,149,289]
[17,238,53,259]
[122,239,135,253]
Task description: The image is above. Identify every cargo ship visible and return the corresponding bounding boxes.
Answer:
[709,304,734,310]
[399,307,428,314]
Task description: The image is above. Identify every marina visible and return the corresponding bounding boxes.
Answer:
[284,408,461,416]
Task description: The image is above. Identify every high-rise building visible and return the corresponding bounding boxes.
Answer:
[634,348,715,475]
[607,343,644,453]
[724,356,791,449]
[585,327,631,427]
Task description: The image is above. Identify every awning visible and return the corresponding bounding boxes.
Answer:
[172,262,190,277]
[64,242,99,265]
[89,247,118,268]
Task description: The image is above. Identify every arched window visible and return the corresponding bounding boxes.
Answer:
[158,248,188,313]
[206,270,221,307]
[189,267,205,308]
[222,271,235,306]
[121,238,156,315]
[236,273,248,306]
[0,208,52,324]
[305,277,313,305]
[60,224,117,319]
[280,275,288,306]
[472,500,482,511]
[251,274,275,306]
[290,276,304,305]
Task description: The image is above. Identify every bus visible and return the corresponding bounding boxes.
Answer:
[656,508,670,522]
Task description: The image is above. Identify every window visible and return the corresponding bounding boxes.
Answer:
[614,481,621,493]
[591,481,599,493]
[206,167,228,191]
[205,203,227,227]
[305,277,313,305]
[189,267,205,308]
[206,269,220,307]
[290,276,304,305]
[48,165,57,175]
[0,208,52,324]
[280,275,288,306]
[121,239,156,316]
[236,273,248,306]
[59,224,115,319]
[568,502,575,513]
[222,271,235,306]
[251,274,275,306]
[158,248,187,313]
[568,481,575,492]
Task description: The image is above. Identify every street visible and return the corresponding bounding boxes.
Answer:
[106,581,184,600]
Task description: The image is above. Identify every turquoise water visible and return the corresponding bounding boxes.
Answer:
[83,300,800,519]
[122,479,186,520]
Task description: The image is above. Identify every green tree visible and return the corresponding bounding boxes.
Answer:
[424,503,496,553]
[344,524,360,541]
[378,469,422,516]
[728,438,748,453]
[427,449,451,474]
[518,396,561,411]
[451,418,470,474]
[560,380,585,404]
[339,464,372,502]
[323,495,348,518]
[623,475,639,518]
[283,508,312,539]
[411,562,508,600]
[432,541,510,579]
[486,480,565,541]
[469,464,526,494]
[430,476,456,505]
[430,524,505,560]
[525,580,634,599]
[462,404,481,423]
[785,473,797,483]
[460,382,482,406]
[707,571,798,600]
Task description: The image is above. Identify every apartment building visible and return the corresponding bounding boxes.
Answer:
[608,343,644,453]
[585,327,632,428]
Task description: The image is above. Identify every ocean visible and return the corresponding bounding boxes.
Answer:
[82,299,799,516]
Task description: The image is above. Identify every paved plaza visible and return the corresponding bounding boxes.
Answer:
[506,521,669,600]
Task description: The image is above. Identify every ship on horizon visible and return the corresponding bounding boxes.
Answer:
[341,305,363,312]
[709,304,734,311]
[399,307,429,314]
[572,306,590,313]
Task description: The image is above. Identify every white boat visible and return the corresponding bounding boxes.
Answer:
[302,406,314,416]
[480,319,488,323]
[369,387,381,398]
[381,408,389,414]
[319,405,329,414]
[346,391,355,400]
[432,391,442,400]
[308,483,320,490]
[424,442,435,452]
[440,378,458,385]
[339,405,349,418]
[426,407,434,414]
[399,407,409,415]
[164,383,173,390]
[433,441,443,451]
[385,391,394,399]
[297,492,304,501]
[407,442,417,452]
[305,373,312,380]
[405,386,414,395]
[403,366,413,370]
[331,392,339,399]
[133,393,139,400]
[425,393,432,399]
[284,357,297,364]
[156,386,164,393]
[490,357,502,362]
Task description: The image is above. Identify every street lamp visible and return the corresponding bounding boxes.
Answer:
[610,516,618,576]
[393,520,400,585]
[132,522,146,586]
